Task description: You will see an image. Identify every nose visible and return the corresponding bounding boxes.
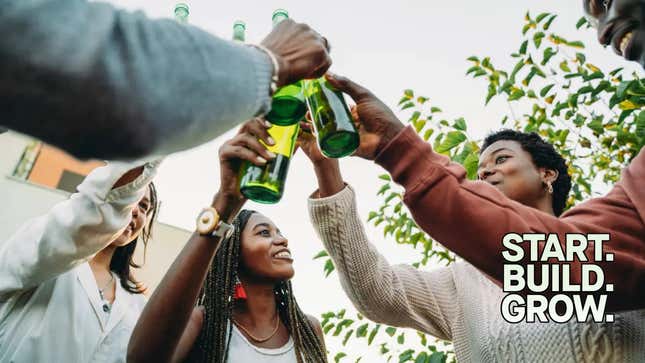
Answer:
[478,167,494,181]
[131,206,139,218]
[273,234,288,247]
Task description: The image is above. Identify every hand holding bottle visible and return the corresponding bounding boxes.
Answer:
[261,19,331,88]
[216,118,275,205]
[324,73,405,160]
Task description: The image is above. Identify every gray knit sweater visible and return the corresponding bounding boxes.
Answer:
[308,186,645,363]
[1,0,272,159]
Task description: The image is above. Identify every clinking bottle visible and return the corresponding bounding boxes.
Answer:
[237,19,300,204]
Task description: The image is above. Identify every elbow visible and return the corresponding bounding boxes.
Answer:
[69,118,159,160]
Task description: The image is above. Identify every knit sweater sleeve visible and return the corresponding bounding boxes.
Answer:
[308,185,460,341]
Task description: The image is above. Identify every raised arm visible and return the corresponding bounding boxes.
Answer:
[0,160,159,300]
[298,127,458,340]
[0,0,330,160]
[325,73,645,312]
[128,118,274,363]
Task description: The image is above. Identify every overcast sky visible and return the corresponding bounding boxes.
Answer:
[103,0,642,358]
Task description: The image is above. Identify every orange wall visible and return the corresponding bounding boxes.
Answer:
[28,145,104,188]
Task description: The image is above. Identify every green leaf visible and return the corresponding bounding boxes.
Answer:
[430,107,442,113]
[367,325,380,345]
[587,117,604,134]
[559,61,571,72]
[576,16,589,29]
[377,184,391,196]
[510,59,525,82]
[508,89,525,101]
[463,152,480,180]
[313,250,328,259]
[429,352,447,363]
[423,128,434,141]
[324,259,335,277]
[466,56,479,63]
[541,47,556,65]
[401,102,415,110]
[379,174,392,181]
[334,352,347,363]
[385,326,397,337]
[576,52,586,65]
[536,12,549,23]
[540,84,555,97]
[342,329,354,346]
[533,32,545,48]
[399,349,414,362]
[435,131,467,153]
[543,14,557,30]
[519,40,528,55]
[404,89,414,98]
[356,323,368,337]
[415,352,429,363]
[453,117,467,131]
[397,333,405,344]
[567,40,585,49]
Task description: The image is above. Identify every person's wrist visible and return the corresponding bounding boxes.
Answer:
[313,158,340,175]
[375,121,405,157]
[211,191,245,223]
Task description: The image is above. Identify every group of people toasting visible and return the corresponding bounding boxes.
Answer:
[0,0,644,362]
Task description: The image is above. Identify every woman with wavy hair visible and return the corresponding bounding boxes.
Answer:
[0,160,160,363]
[128,118,326,363]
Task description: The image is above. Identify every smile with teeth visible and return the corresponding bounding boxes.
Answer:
[274,251,292,260]
[620,31,633,56]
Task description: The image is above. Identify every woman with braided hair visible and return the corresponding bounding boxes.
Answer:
[128,118,327,363]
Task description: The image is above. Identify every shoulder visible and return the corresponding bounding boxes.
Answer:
[305,314,324,338]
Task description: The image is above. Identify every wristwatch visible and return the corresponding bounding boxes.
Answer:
[196,207,234,239]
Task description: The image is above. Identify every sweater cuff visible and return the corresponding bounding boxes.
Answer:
[247,46,274,117]
[374,125,448,192]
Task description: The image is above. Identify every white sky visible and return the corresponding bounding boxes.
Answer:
[104,0,642,359]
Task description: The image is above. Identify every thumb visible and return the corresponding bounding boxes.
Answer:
[325,73,372,101]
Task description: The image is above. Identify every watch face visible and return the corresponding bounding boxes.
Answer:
[197,209,217,234]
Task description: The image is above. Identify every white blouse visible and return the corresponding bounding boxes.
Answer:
[0,160,159,363]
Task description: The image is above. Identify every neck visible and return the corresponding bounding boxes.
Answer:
[234,280,278,326]
[89,245,117,273]
[534,196,556,216]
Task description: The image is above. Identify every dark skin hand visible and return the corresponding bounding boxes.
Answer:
[261,19,332,88]
[127,119,276,363]
[323,73,405,160]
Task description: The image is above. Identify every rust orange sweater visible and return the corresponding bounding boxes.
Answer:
[375,126,645,312]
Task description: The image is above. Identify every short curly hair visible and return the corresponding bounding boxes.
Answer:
[480,130,572,216]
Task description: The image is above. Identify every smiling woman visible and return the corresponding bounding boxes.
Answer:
[127,118,327,363]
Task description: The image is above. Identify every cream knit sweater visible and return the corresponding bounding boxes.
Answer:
[308,186,645,363]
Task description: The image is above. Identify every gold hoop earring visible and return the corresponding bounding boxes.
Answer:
[545,182,553,194]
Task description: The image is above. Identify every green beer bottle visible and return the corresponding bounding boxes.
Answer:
[174,3,189,23]
[304,78,359,158]
[232,20,246,42]
[239,123,299,203]
[265,9,307,126]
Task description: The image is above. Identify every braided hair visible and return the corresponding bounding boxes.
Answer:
[481,130,572,216]
[189,209,327,363]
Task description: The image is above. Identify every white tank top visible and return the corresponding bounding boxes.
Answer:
[226,325,297,363]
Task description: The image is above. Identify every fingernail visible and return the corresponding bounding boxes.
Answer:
[326,72,335,79]
[267,137,275,145]
[256,156,267,164]
[264,120,272,128]
[267,151,277,158]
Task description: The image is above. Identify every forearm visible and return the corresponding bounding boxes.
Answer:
[0,0,272,160]
[375,126,645,311]
[128,193,243,363]
[308,186,454,339]
[313,159,344,197]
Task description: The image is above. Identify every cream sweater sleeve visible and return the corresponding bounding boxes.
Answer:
[308,185,460,341]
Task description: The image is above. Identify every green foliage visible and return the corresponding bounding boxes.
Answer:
[316,11,643,362]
